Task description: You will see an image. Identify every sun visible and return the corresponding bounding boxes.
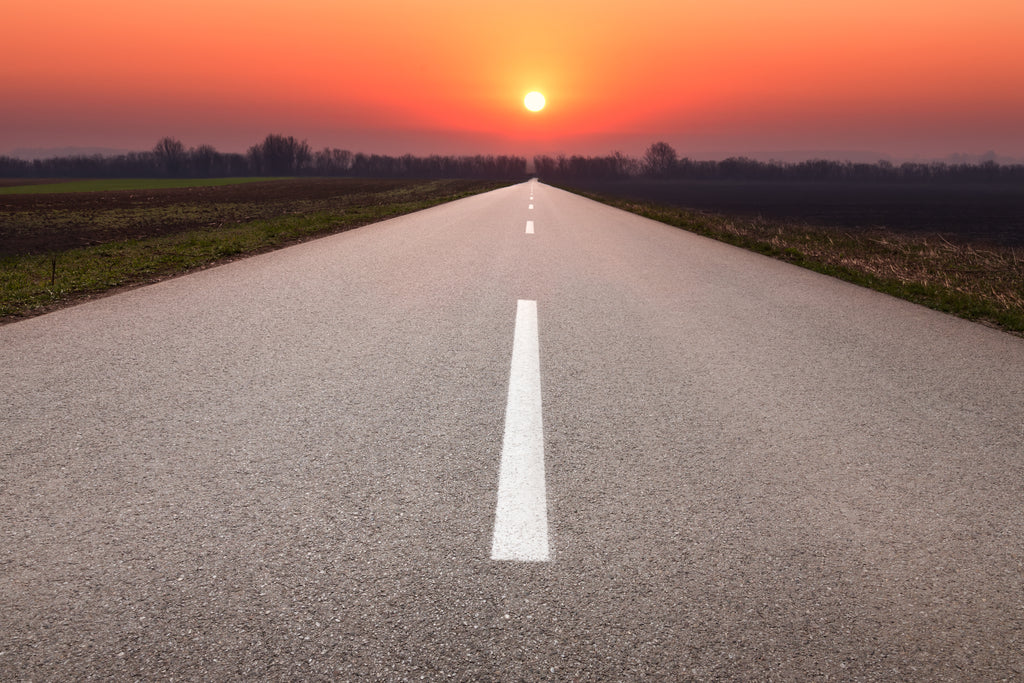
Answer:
[524,91,546,112]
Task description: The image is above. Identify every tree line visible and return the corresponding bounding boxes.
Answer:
[535,142,1024,184]
[0,134,528,180]
[2,136,1022,184]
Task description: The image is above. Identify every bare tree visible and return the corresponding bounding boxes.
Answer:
[189,144,220,177]
[248,134,312,175]
[314,147,353,175]
[153,137,187,177]
[642,141,678,178]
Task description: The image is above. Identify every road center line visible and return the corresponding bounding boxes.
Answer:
[525,220,534,234]
[529,203,534,209]
[491,299,550,562]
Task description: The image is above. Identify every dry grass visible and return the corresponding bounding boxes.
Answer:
[589,195,1024,335]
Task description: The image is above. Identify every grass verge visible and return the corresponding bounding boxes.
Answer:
[575,190,1024,336]
[1,179,505,322]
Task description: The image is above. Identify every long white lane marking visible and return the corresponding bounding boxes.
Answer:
[491,299,550,562]
[525,220,534,234]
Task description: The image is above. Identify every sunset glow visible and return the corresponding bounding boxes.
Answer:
[2,0,1023,160]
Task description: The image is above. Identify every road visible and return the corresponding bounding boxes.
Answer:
[2,181,1023,680]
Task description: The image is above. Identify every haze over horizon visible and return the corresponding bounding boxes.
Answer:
[3,0,1023,164]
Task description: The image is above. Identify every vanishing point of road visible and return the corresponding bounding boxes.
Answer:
[3,182,1023,679]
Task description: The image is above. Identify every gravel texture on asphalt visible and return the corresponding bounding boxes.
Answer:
[3,182,1023,680]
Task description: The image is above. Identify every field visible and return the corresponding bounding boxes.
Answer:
[568,179,1024,246]
[0,178,508,322]
[0,177,283,195]
[5,176,1022,334]
[567,180,1024,335]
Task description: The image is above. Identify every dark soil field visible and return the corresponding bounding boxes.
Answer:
[0,178,495,256]
[565,179,1024,247]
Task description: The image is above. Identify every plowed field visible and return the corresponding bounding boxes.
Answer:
[1,178,497,256]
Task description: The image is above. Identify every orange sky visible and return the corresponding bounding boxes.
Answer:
[2,0,1023,160]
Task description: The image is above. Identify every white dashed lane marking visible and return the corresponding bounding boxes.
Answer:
[491,299,550,562]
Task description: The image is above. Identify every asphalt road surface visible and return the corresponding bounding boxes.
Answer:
[3,181,1023,680]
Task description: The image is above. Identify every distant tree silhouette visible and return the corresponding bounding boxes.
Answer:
[643,141,678,178]
[3,136,1021,184]
[248,134,312,175]
[531,152,636,181]
[153,137,187,177]
[189,144,220,177]
[314,147,354,175]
